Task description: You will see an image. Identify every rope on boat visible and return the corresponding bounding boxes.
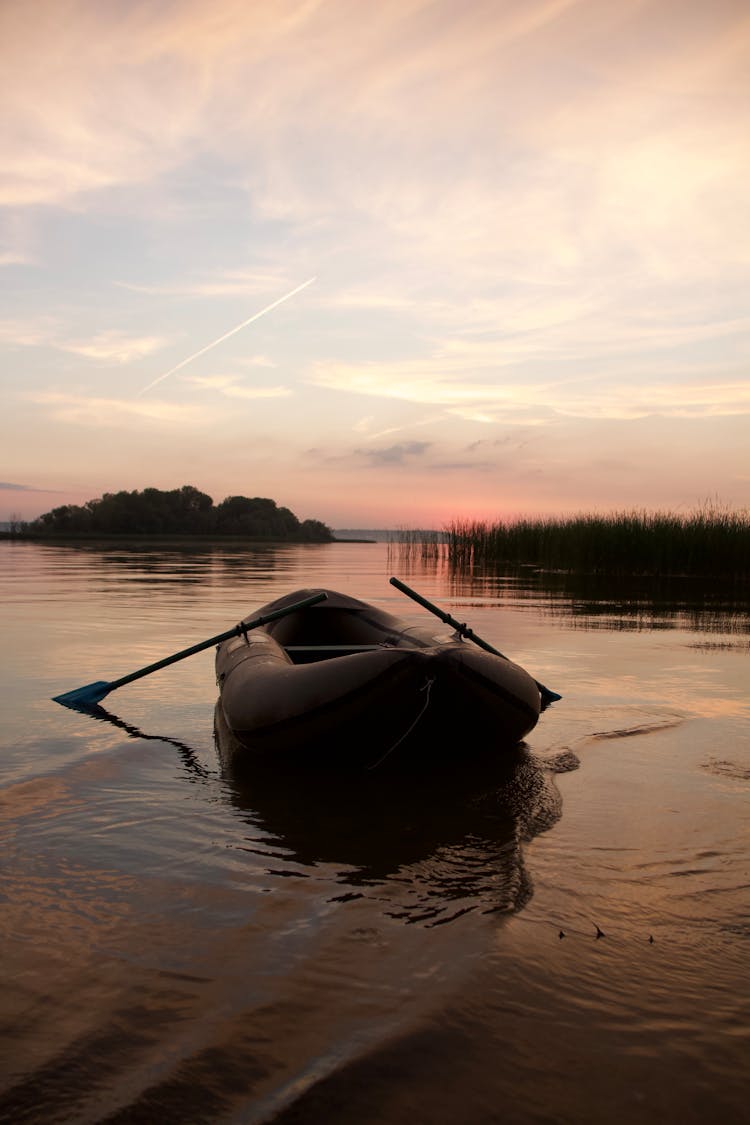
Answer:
[367,676,436,770]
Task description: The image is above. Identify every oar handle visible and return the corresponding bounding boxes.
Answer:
[106,591,328,691]
[389,576,561,704]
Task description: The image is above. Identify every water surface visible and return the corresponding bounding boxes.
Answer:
[1,541,748,1123]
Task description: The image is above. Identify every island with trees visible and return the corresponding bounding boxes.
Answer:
[16,485,334,542]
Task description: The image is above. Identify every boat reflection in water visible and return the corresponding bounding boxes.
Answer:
[214,703,573,926]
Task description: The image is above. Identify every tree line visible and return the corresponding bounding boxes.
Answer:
[27,485,334,541]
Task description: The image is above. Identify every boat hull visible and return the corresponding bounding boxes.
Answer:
[215,588,541,770]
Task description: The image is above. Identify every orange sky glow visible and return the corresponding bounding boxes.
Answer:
[1,0,748,527]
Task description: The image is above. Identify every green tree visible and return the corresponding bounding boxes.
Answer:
[30,485,333,541]
[215,496,300,538]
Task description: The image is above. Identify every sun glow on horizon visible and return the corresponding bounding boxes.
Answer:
[1,0,748,525]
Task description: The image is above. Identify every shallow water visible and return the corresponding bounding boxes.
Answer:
[1,540,748,1123]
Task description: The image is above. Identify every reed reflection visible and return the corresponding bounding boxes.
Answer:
[455,570,750,634]
[390,549,750,635]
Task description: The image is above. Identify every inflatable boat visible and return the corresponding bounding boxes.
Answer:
[215,586,544,769]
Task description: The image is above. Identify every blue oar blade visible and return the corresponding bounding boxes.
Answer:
[53,681,112,709]
[52,592,329,712]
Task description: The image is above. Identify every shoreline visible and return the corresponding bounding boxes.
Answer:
[0,532,369,547]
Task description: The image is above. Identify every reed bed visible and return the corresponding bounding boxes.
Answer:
[387,528,444,566]
[445,507,750,578]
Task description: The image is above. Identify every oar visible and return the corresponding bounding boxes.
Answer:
[53,591,328,710]
[389,576,561,704]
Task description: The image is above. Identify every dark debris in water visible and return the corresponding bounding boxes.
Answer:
[688,640,750,651]
[548,923,658,944]
[702,758,750,781]
[536,749,580,773]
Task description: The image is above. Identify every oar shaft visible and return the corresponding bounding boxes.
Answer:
[389,576,561,704]
[389,576,500,656]
[105,632,237,691]
[107,592,328,692]
[54,591,328,707]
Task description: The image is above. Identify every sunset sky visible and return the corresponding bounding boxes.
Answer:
[2,0,748,527]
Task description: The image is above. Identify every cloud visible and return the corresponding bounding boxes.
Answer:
[236,355,278,369]
[355,441,432,466]
[26,391,208,428]
[0,319,167,363]
[0,251,34,266]
[0,481,62,507]
[310,358,558,419]
[335,361,750,421]
[2,0,749,522]
[310,309,750,422]
[0,318,60,348]
[2,1,748,338]
[559,379,750,421]
[59,331,167,364]
[1,1,204,205]
[363,414,448,441]
[3,1,746,235]
[430,459,496,473]
[182,374,292,399]
[116,270,306,299]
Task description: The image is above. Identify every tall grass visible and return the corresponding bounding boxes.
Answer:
[387,528,443,567]
[445,506,750,578]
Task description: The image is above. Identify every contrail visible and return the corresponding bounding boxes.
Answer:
[137,276,317,396]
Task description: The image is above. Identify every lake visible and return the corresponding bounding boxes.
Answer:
[1,540,748,1123]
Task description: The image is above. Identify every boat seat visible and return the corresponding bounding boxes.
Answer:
[284,643,387,664]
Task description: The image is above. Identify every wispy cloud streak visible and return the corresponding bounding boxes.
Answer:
[137,277,316,395]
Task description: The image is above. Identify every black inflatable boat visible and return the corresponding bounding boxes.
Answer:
[215,588,543,767]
